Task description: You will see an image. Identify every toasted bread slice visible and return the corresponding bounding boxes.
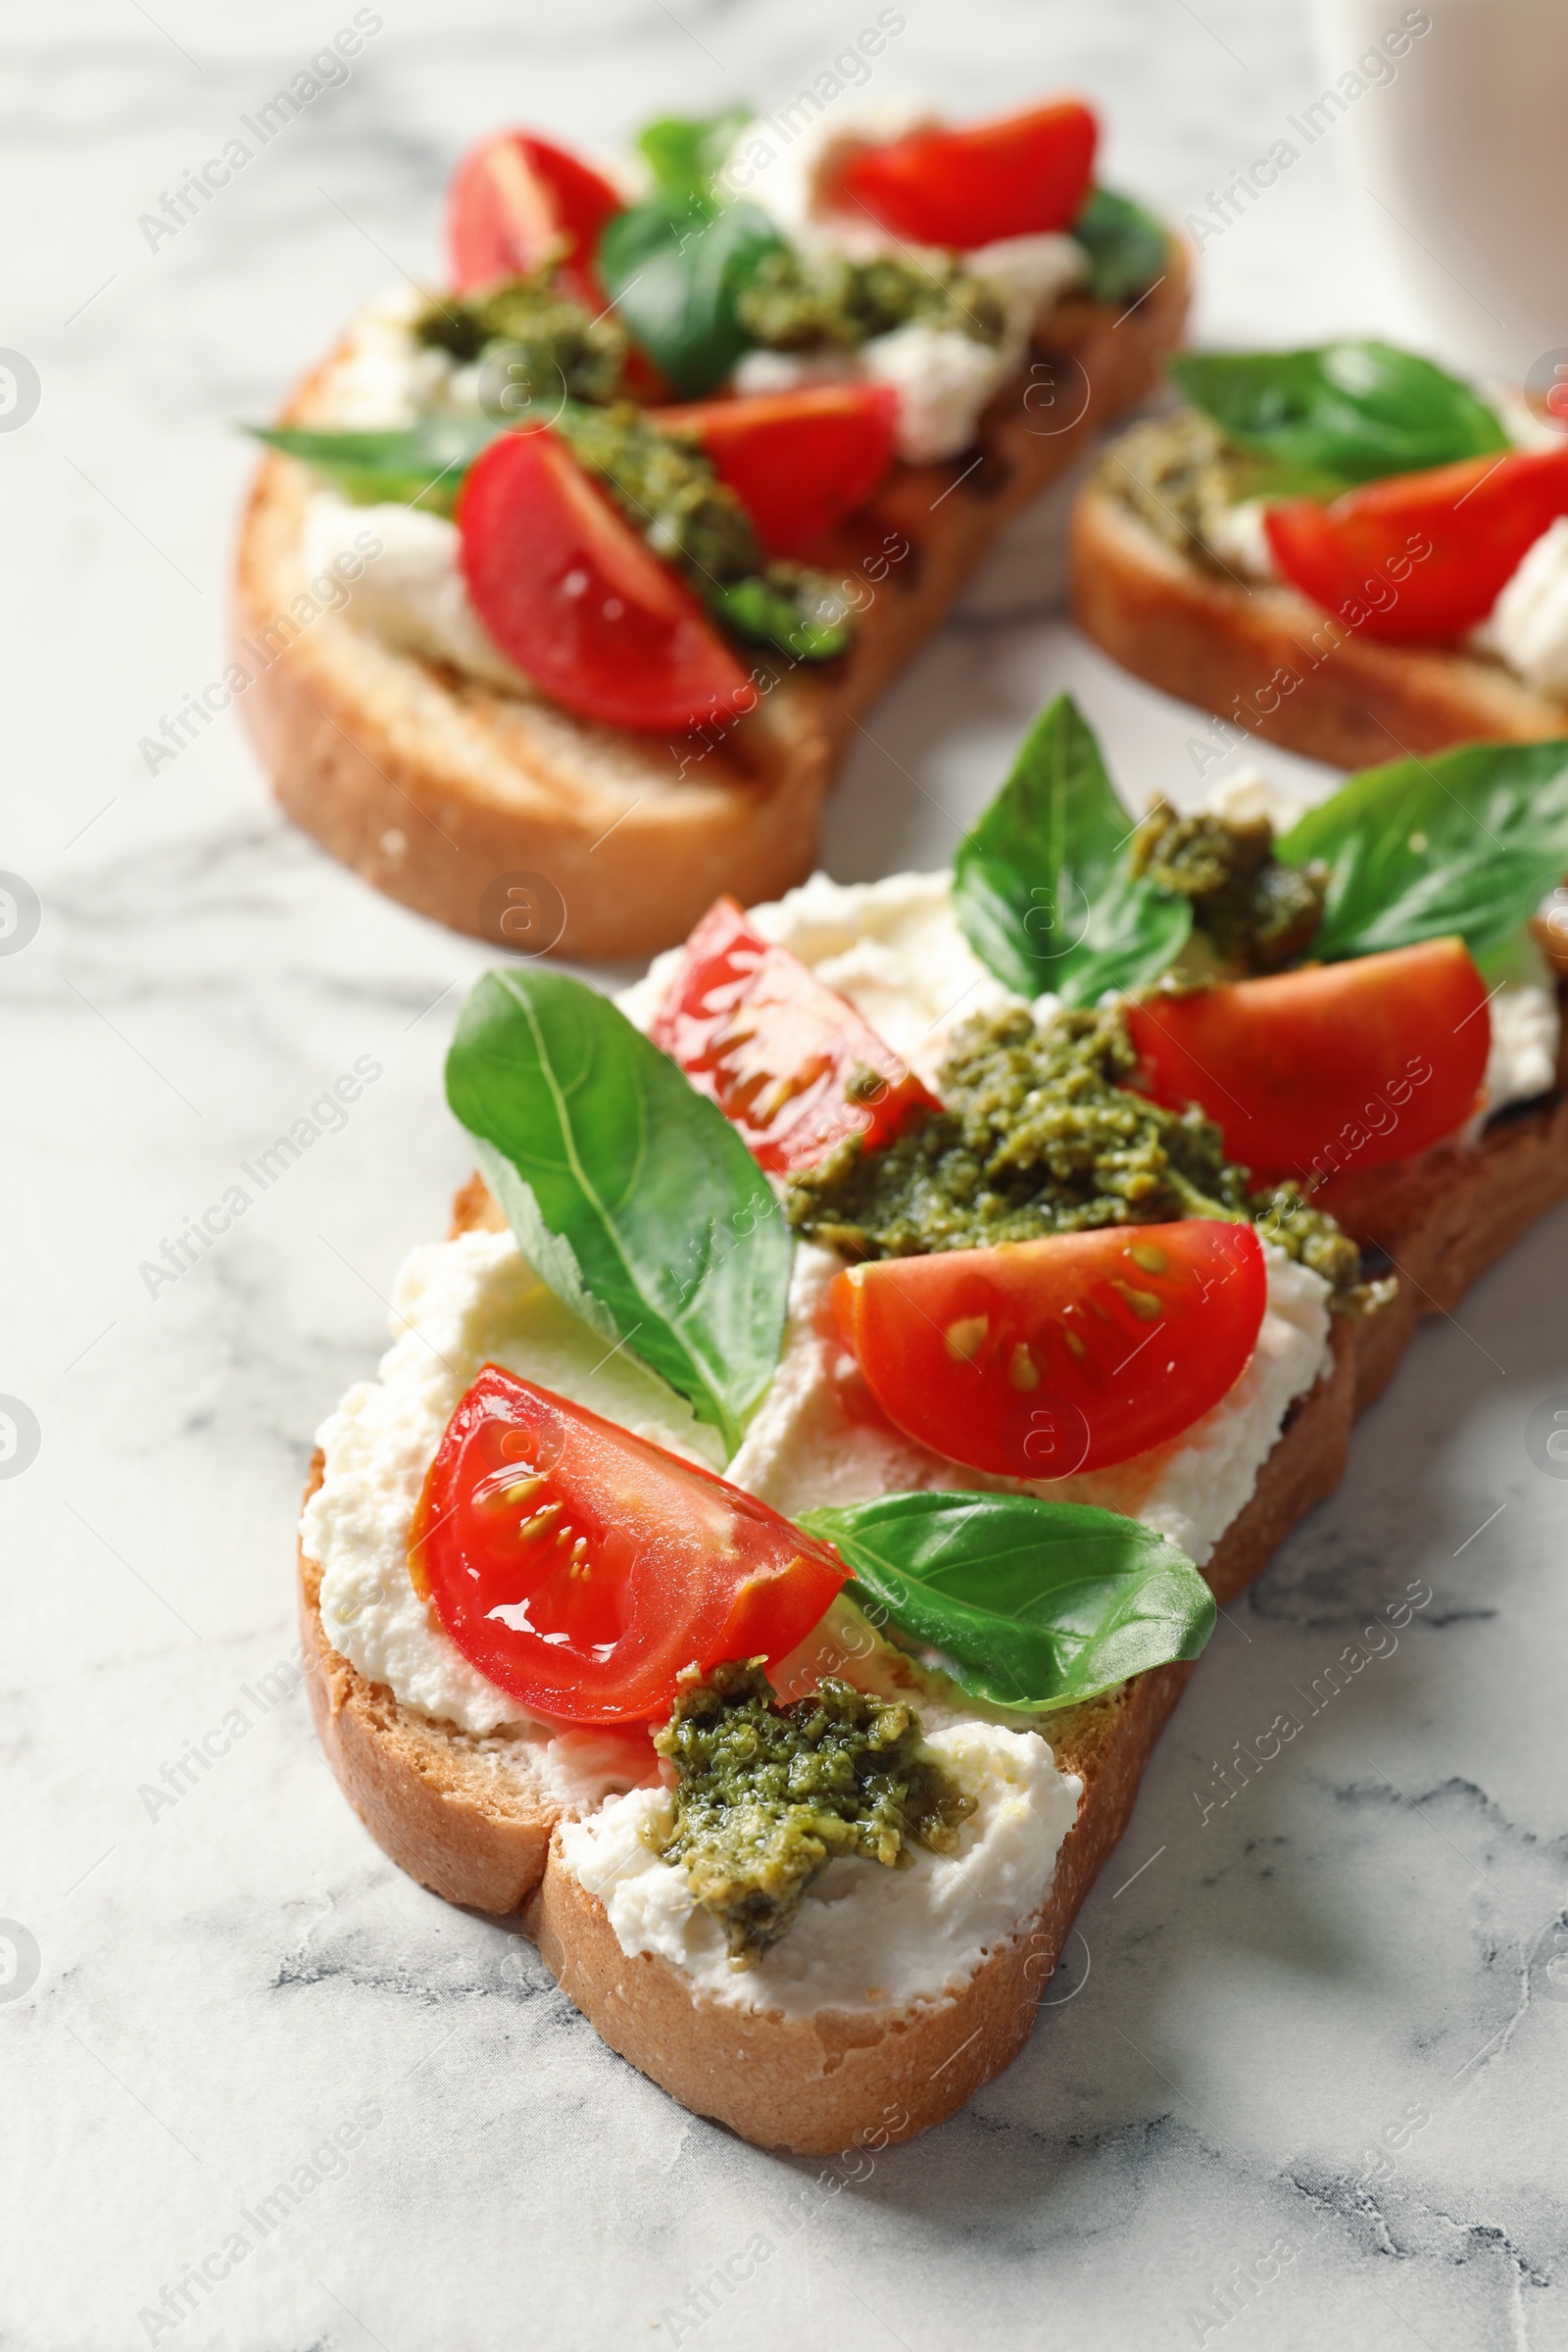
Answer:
[298,1166,1354,2150]
[1069,469,1568,770]
[298,1006,1568,2150]
[236,254,1188,958]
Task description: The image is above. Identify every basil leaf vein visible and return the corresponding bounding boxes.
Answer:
[446,969,791,1456]
[954,691,1191,1004]
[1278,738,1568,962]
[250,417,503,514]
[1169,341,1508,488]
[598,194,783,399]
[801,1492,1215,1713]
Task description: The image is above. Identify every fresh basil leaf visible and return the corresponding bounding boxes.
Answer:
[446,969,791,1456]
[1072,187,1167,306]
[599,194,784,398]
[801,1492,1215,1714]
[250,417,503,514]
[954,692,1192,1004]
[1277,738,1568,963]
[1169,341,1508,488]
[638,107,754,199]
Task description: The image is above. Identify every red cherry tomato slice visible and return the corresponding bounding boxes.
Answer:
[653,385,900,559]
[459,429,751,732]
[448,129,623,308]
[832,1221,1266,1479]
[651,895,940,1173]
[1125,940,1490,1186]
[409,1365,847,1724]
[834,99,1098,251]
[1264,447,1568,643]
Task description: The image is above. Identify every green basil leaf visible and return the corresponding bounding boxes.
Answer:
[446,969,791,1456]
[1072,186,1167,306]
[801,1493,1215,1714]
[598,195,784,398]
[1169,341,1508,488]
[1277,738,1568,963]
[954,692,1192,1004]
[638,107,754,198]
[249,417,503,514]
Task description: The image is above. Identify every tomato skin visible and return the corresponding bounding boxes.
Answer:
[1264,447,1568,643]
[448,130,623,309]
[832,1221,1266,1479]
[409,1365,847,1725]
[459,429,751,732]
[651,895,940,1173]
[1125,940,1490,1185]
[653,386,900,558]
[834,100,1098,251]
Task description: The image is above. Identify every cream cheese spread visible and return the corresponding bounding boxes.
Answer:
[1485,514,1568,697]
[303,494,533,693]
[559,1716,1082,2016]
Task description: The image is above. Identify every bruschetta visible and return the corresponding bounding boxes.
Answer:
[235,96,1187,955]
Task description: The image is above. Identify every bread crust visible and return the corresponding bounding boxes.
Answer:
[1069,478,1568,770]
[235,253,1189,957]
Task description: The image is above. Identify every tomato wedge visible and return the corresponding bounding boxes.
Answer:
[448,129,623,308]
[833,99,1098,252]
[1264,447,1568,643]
[832,1221,1266,1479]
[459,429,750,731]
[409,1365,847,1724]
[651,895,939,1173]
[1126,940,1490,1186]
[653,385,900,559]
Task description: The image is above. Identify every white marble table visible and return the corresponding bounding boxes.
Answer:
[7,6,1567,2347]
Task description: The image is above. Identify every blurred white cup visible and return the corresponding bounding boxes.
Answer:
[1310,0,1568,381]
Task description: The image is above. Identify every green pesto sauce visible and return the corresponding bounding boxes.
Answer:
[1094,409,1254,569]
[418,277,857,662]
[1130,799,1327,973]
[416,273,627,406]
[736,248,1008,352]
[555,400,760,583]
[555,402,854,660]
[787,1004,1378,1312]
[650,1659,971,1966]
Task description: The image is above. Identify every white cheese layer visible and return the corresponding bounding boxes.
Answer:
[300,281,459,429]
[1487,514,1568,696]
[303,495,534,693]
[730,205,1087,464]
[559,1717,1081,2017]
[1201,496,1277,582]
